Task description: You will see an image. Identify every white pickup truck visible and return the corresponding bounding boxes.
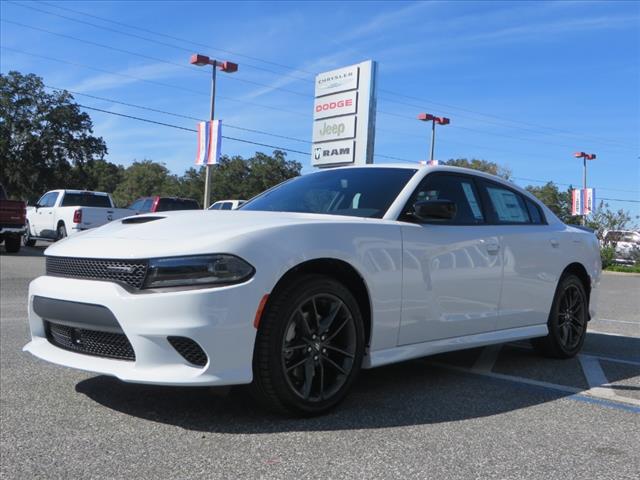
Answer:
[24,190,132,245]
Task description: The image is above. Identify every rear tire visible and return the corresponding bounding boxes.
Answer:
[56,224,67,240]
[23,221,36,247]
[531,274,588,358]
[4,236,21,253]
[251,274,365,416]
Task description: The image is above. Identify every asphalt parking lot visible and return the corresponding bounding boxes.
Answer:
[1,245,639,479]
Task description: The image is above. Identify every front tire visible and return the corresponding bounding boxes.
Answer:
[531,274,588,358]
[251,274,365,416]
[4,236,21,253]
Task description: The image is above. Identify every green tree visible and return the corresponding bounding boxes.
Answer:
[112,160,179,207]
[525,182,581,224]
[0,71,107,202]
[443,158,512,179]
[73,159,125,193]
[585,201,638,241]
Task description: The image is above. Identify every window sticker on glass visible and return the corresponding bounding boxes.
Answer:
[461,182,483,220]
[487,187,529,223]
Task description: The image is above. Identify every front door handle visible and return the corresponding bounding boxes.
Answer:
[486,243,500,254]
[550,239,560,248]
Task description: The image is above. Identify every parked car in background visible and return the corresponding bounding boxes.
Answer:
[209,199,246,210]
[24,190,131,245]
[602,230,640,264]
[0,184,26,253]
[128,196,200,214]
[24,165,601,415]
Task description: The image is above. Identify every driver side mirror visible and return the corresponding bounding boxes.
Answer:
[412,199,457,222]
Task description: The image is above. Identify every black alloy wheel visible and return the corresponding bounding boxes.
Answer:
[281,293,357,402]
[532,274,588,358]
[251,275,365,416]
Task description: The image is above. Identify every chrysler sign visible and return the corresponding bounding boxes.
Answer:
[311,60,377,168]
[315,65,359,97]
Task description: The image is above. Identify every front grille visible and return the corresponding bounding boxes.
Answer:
[46,256,148,289]
[45,321,135,361]
[167,336,208,367]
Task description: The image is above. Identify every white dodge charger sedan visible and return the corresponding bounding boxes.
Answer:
[24,165,601,415]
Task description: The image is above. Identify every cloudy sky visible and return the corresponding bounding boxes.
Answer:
[1,1,638,214]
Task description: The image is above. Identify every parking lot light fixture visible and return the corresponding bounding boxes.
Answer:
[190,54,238,209]
[418,113,450,163]
[573,151,597,225]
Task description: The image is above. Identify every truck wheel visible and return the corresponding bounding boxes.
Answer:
[56,224,67,240]
[23,222,36,247]
[4,236,21,253]
[251,274,365,416]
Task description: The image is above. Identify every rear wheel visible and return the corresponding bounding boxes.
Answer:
[56,224,67,240]
[4,236,21,253]
[23,221,36,247]
[531,274,588,358]
[251,275,365,416]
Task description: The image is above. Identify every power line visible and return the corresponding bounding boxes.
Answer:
[7,0,313,83]
[0,18,311,98]
[1,46,311,118]
[12,0,634,150]
[77,104,311,155]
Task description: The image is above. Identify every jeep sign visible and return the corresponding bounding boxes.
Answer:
[311,60,377,168]
[313,91,357,120]
[313,116,356,143]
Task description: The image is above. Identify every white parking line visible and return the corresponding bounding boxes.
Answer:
[593,318,640,326]
[588,329,640,339]
[578,355,617,399]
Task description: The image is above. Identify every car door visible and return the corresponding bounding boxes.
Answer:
[32,192,58,237]
[398,173,503,345]
[475,179,564,330]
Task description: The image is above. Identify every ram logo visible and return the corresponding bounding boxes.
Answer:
[314,147,322,160]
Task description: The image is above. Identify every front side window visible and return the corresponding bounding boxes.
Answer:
[242,168,417,219]
[38,192,58,207]
[141,198,153,212]
[406,174,485,224]
[483,183,531,224]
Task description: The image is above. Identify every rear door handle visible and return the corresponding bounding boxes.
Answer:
[550,239,559,248]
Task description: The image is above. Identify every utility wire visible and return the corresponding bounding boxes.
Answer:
[11,0,634,150]
[77,104,311,155]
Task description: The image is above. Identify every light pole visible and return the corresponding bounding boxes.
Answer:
[190,54,238,209]
[573,151,596,225]
[418,113,450,164]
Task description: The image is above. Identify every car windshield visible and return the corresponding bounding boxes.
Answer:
[61,193,112,207]
[241,167,417,218]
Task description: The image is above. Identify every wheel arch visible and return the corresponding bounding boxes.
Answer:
[266,258,373,348]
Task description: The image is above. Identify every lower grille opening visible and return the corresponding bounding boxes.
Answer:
[45,321,135,361]
[167,336,207,367]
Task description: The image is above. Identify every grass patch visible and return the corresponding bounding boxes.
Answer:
[605,264,640,273]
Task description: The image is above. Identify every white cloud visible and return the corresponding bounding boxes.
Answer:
[68,62,186,93]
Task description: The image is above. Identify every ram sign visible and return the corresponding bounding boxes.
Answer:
[311,60,377,168]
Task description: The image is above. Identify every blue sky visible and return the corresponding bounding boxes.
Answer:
[1,0,638,215]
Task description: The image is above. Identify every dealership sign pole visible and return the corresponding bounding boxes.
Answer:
[312,60,377,167]
[572,151,597,224]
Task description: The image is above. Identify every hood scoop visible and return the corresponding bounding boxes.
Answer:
[121,216,165,224]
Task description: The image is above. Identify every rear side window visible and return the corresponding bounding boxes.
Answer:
[407,174,485,224]
[482,183,531,224]
[220,202,233,210]
[61,193,112,208]
[156,198,200,212]
[525,198,545,224]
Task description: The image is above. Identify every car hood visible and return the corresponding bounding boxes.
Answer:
[45,210,375,259]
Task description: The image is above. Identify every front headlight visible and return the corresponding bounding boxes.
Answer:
[143,254,255,289]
